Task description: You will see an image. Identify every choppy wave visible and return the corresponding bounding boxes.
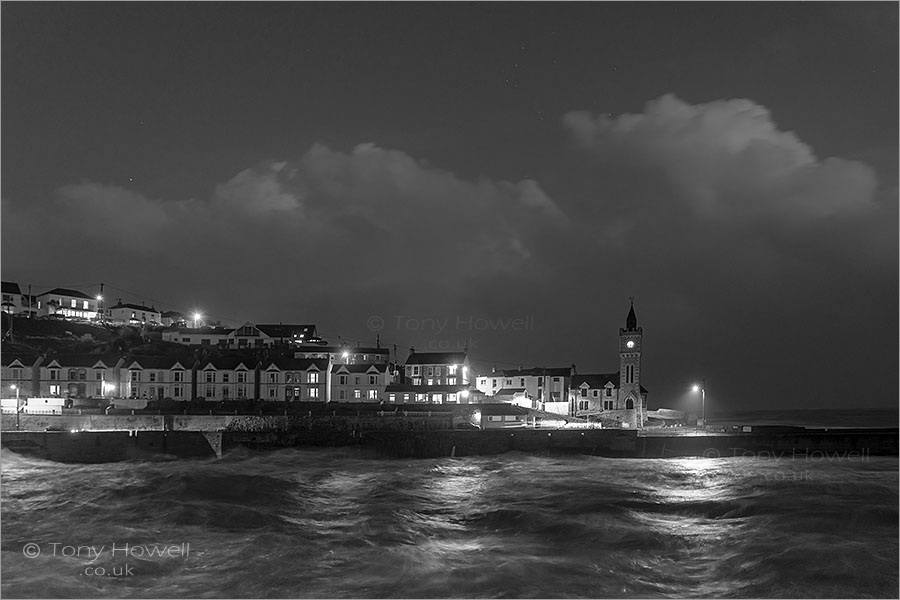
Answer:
[2,448,897,598]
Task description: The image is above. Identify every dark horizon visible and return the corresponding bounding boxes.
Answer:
[2,2,897,412]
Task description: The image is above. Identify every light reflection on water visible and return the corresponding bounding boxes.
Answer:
[1,448,897,598]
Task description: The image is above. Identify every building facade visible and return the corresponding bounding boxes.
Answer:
[259,358,329,402]
[35,288,100,320]
[105,301,162,325]
[568,303,648,428]
[475,366,574,415]
[122,356,193,401]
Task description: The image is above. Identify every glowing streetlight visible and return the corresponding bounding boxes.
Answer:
[192,312,202,328]
[11,384,20,430]
[692,380,706,427]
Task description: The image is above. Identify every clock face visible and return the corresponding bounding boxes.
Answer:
[626,340,635,349]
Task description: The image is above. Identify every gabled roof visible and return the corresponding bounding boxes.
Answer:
[44,354,122,368]
[405,352,467,365]
[331,363,388,374]
[493,387,527,396]
[109,302,159,313]
[255,324,318,339]
[2,354,39,368]
[124,356,187,370]
[262,358,329,371]
[169,326,235,335]
[494,367,572,378]
[2,281,22,295]
[201,357,257,370]
[37,288,94,300]
[573,373,619,388]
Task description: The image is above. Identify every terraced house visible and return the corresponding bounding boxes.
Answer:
[37,355,124,401]
[259,358,329,401]
[122,356,194,401]
[331,362,391,402]
[198,358,259,401]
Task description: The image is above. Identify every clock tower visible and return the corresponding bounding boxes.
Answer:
[618,300,645,427]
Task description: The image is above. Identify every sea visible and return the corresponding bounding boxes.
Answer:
[1,409,897,599]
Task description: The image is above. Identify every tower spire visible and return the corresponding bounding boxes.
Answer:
[626,298,637,331]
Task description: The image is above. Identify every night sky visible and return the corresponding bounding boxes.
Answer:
[2,2,897,413]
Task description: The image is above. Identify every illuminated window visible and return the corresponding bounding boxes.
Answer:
[448,365,457,375]
[308,372,319,384]
[354,389,361,399]
[70,299,77,308]
[83,300,89,310]
[309,387,319,399]
[447,377,456,385]
[50,384,60,396]
[367,390,377,400]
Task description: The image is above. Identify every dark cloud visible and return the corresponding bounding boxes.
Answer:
[3,95,895,410]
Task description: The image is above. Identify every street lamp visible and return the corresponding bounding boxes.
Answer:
[11,384,20,430]
[192,312,202,328]
[692,380,706,428]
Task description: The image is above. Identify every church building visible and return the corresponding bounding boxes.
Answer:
[570,302,648,428]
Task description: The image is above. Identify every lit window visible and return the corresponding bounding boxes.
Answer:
[354,389,361,399]
[308,372,319,384]
[367,390,377,400]
[309,388,319,399]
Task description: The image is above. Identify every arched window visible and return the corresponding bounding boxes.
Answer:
[626,398,634,409]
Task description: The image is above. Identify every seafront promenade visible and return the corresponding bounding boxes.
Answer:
[1,410,897,462]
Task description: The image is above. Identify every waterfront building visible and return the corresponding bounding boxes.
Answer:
[569,303,648,428]
[386,350,474,404]
[36,354,124,402]
[105,301,162,325]
[1,355,42,397]
[475,366,574,415]
[121,356,194,401]
[259,358,329,402]
[34,288,100,320]
[197,357,260,402]
[477,403,530,429]
[331,362,392,402]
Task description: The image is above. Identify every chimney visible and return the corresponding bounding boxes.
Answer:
[409,346,415,355]
[491,365,496,374]
[571,363,577,376]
